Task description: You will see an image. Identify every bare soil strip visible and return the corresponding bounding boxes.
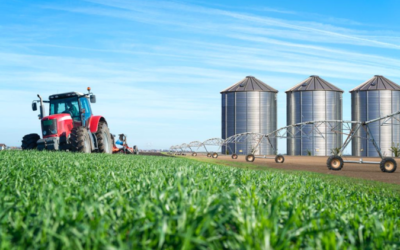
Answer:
[140,152,172,157]
[190,154,400,185]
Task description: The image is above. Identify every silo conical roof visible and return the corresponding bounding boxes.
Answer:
[286,75,343,93]
[221,76,278,93]
[350,75,400,92]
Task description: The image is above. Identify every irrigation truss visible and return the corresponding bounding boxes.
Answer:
[170,110,400,172]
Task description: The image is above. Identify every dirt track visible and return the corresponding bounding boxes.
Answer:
[191,154,400,185]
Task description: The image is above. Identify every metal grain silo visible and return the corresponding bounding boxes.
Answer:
[286,75,343,156]
[351,75,400,157]
[221,76,278,155]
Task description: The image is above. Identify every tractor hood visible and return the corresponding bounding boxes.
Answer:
[42,113,73,122]
[41,113,74,139]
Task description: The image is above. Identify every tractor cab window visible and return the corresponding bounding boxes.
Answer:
[79,97,92,122]
[50,97,81,121]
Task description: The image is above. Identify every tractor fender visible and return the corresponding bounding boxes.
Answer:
[89,116,107,133]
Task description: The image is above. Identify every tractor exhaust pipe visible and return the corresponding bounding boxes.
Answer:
[37,94,46,119]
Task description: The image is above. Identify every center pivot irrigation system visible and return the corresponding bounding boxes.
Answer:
[169,139,224,158]
[171,110,400,173]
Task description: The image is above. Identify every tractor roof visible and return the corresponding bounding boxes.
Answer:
[49,92,86,100]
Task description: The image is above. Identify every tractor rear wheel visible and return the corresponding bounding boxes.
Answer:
[70,127,92,153]
[327,155,343,171]
[21,133,40,150]
[96,122,113,154]
[380,157,397,173]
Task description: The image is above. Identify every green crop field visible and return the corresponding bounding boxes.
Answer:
[0,150,399,249]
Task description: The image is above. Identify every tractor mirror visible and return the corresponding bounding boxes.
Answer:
[32,102,37,111]
[90,95,96,103]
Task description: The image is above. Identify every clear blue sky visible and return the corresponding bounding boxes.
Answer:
[1,0,400,153]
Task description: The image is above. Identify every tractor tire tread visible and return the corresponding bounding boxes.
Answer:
[96,122,112,154]
[70,127,91,153]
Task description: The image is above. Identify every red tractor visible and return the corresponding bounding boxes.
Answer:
[21,88,113,153]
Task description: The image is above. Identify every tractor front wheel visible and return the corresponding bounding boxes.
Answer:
[96,122,113,154]
[21,133,40,150]
[70,127,92,153]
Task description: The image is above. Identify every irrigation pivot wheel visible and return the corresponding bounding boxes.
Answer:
[231,153,238,160]
[192,152,197,157]
[207,153,211,157]
[380,157,397,173]
[212,153,218,158]
[246,154,255,162]
[327,155,344,171]
[275,154,285,163]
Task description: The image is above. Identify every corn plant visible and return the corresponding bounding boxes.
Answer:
[331,147,341,155]
[390,143,400,157]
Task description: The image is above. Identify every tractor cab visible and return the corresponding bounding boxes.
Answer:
[24,88,113,154]
[48,91,96,127]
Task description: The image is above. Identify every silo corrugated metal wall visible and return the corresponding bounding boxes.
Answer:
[286,76,343,156]
[351,75,400,157]
[221,76,277,155]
